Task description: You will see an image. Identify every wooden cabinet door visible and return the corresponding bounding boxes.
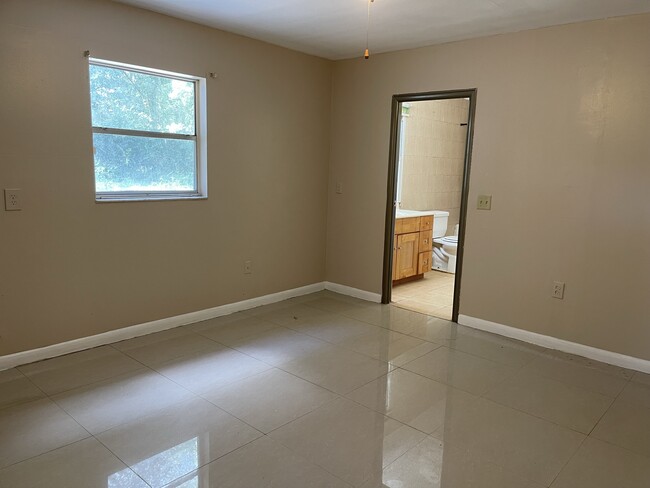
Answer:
[396,233,419,279]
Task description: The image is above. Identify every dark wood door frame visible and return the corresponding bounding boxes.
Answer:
[381,89,477,323]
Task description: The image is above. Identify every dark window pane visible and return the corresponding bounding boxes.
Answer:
[89,64,195,135]
[93,133,196,192]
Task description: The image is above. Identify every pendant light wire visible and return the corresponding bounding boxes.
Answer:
[364,0,373,59]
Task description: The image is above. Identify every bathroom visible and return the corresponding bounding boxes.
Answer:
[391,97,470,320]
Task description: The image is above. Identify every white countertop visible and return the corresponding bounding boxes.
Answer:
[396,209,447,219]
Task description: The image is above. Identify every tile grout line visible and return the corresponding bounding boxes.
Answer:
[546,371,634,487]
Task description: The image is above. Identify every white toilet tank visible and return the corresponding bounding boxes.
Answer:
[432,211,449,238]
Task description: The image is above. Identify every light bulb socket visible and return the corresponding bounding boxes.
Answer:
[364,48,370,59]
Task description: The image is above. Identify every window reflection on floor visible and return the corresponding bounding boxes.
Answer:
[108,437,198,487]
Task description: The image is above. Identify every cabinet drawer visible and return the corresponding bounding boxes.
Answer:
[400,217,420,234]
[420,216,433,232]
[418,251,432,275]
[419,231,432,253]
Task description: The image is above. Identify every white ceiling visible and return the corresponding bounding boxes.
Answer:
[114,0,650,60]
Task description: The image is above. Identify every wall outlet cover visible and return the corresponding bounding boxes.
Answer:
[4,189,22,211]
[552,281,565,299]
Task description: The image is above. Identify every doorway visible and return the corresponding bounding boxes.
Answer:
[382,89,476,322]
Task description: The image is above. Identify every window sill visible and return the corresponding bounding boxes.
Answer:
[95,194,208,203]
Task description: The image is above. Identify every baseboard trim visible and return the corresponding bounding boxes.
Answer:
[324,282,382,303]
[458,314,650,374]
[0,282,326,371]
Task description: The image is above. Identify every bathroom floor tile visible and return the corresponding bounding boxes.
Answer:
[401,346,518,395]
[0,368,45,410]
[362,437,544,488]
[154,347,272,394]
[0,398,89,469]
[114,329,223,367]
[228,326,330,366]
[205,368,337,433]
[591,399,650,457]
[279,344,393,394]
[0,438,148,488]
[551,437,650,488]
[97,397,261,487]
[269,397,425,486]
[164,435,351,488]
[406,292,454,308]
[435,398,585,486]
[347,369,478,434]
[18,346,144,395]
[391,272,455,320]
[485,369,614,433]
[52,369,194,434]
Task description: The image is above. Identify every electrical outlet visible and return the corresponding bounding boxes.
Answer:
[335,182,343,194]
[244,260,252,274]
[552,281,565,299]
[477,194,492,210]
[4,189,22,211]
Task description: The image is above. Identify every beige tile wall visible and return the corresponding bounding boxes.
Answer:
[400,99,469,235]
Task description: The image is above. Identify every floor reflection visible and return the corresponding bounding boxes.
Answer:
[109,437,198,487]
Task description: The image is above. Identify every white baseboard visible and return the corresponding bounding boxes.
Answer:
[324,282,382,303]
[458,314,650,374]
[0,282,326,371]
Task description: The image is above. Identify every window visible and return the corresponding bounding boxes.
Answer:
[88,58,207,201]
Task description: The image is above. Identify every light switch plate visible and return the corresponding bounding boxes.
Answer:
[4,189,22,211]
[477,194,492,210]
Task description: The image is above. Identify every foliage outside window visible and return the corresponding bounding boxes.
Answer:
[89,59,207,201]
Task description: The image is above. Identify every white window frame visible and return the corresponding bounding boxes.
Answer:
[89,58,207,202]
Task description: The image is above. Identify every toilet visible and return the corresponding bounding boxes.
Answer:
[431,211,459,273]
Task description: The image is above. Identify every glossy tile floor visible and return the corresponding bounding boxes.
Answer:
[2,290,650,487]
[392,271,455,320]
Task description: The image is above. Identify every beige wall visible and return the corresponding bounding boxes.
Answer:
[0,0,332,355]
[400,99,468,235]
[327,14,650,360]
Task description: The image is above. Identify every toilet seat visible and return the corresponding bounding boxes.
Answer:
[434,236,458,245]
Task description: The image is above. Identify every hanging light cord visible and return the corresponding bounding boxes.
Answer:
[364,0,374,59]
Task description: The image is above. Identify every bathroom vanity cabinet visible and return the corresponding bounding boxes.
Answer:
[393,216,433,283]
